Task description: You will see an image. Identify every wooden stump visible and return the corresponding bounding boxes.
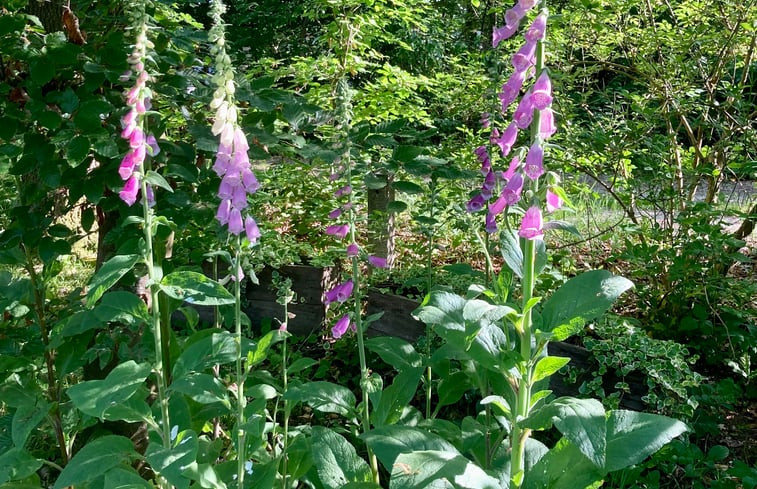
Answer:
[244,264,338,336]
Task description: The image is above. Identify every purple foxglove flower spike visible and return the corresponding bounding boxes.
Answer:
[513,90,535,129]
[502,172,524,205]
[519,206,544,240]
[492,122,519,157]
[512,41,537,72]
[485,212,498,234]
[530,71,553,110]
[539,107,557,140]
[467,194,486,213]
[332,314,351,338]
[524,143,545,180]
[368,256,388,268]
[546,189,563,213]
[526,13,547,42]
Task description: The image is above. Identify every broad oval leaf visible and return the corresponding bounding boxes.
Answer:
[86,254,140,307]
[53,435,137,489]
[389,450,500,489]
[66,361,151,421]
[284,381,356,416]
[312,427,372,487]
[160,271,234,306]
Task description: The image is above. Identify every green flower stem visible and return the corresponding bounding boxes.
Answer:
[232,240,248,489]
[280,330,290,489]
[348,200,381,486]
[425,180,436,419]
[511,2,547,486]
[140,177,172,489]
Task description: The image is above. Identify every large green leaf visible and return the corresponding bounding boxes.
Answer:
[311,427,372,488]
[94,291,150,325]
[524,438,604,489]
[605,410,688,472]
[540,271,633,336]
[362,426,460,471]
[145,430,198,489]
[85,254,140,307]
[172,330,237,380]
[102,466,153,489]
[525,397,607,468]
[11,402,48,448]
[389,450,499,489]
[365,336,422,369]
[284,382,356,416]
[372,366,423,426]
[160,271,234,306]
[66,361,151,422]
[0,448,42,485]
[53,436,137,489]
[170,373,230,408]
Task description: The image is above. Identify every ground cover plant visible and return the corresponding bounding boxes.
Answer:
[0,0,755,487]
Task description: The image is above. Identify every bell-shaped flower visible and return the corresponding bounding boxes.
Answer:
[519,206,544,240]
[502,172,524,205]
[482,170,496,192]
[328,208,342,219]
[326,224,349,239]
[325,280,354,305]
[499,70,527,111]
[530,71,553,110]
[492,24,518,47]
[146,134,160,156]
[216,198,231,225]
[368,256,388,268]
[119,175,140,206]
[526,13,547,42]
[503,156,521,180]
[513,90,535,129]
[241,169,259,193]
[518,0,538,10]
[466,194,486,213]
[244,216,261,244]
[346,243,360,257]
[524,143,545,180]
[546,189,563,213]
[129,126,145,149]
[335,185,352,198]
[480,112,491,129]
[539,107,557,140]
[332,314,351,339]
[119,150,138,180]
[228,208,244,235]
[505,4,526,27]
[489,193,508,216]
[512,41,536,72]
[492,122,519,157]
[485,212,498,234]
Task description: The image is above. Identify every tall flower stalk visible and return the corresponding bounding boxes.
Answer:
[118,4,172,486]
[209,1,261,486]
[471,0,559,485]
[323,78,384,485]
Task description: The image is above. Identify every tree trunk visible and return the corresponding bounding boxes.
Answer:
[367,177,396,269]
[26,0,63,33]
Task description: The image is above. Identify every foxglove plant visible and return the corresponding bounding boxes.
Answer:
[209,1,261,486]
[118,3,175,483]
[320,78,386,485]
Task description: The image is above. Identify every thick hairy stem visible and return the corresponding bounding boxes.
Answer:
[233,242,248,489]
[140,181,172,489]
